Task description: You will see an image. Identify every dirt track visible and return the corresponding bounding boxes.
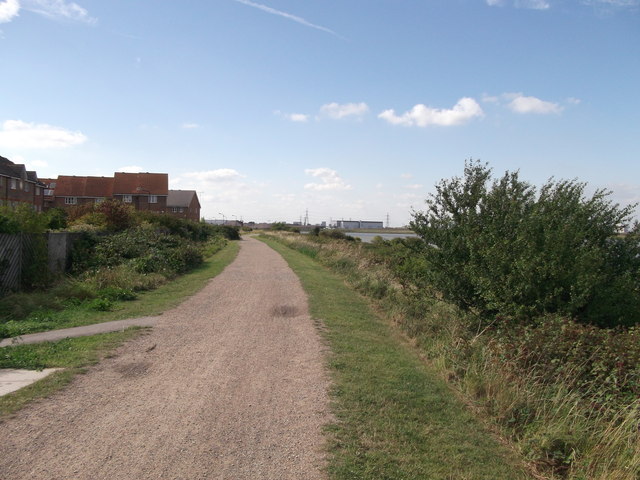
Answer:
[0,237,331,480]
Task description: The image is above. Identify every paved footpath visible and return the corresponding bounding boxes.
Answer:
[0,316,160,348]
[0,237,331,480]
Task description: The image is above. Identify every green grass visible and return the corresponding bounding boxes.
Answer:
[0,328,145,419]
[261,237,531,480]
[0,241,240,338]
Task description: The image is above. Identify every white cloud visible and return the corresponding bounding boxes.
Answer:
[287,113,309,123]
[182,169,245,182]
[275,110,310,123]
[304,168,352,191]
[23,0,95,24]
[0,120,87,149]
[517,0,550,9]
[273,193,297,203]
[378,97,484,127]
[27,159,48,169]
[583,0,640,8]
[117,165,145,173]
[182,123,200,129]
[233,0,340,37]
[319,102,369,120]
[405,184,423,190]
[567,97,582,105]
[481,93,500,103]
[505,93,563,114]
[171,168,262,215]
[0,0,19,23]
[606,183,640,207]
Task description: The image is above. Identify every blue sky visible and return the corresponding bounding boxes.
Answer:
[1,0,638,226]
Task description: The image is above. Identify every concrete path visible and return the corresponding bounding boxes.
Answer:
[0,237,331,479]
[0,316,160,348]
[0,369,61,396]
[0,317,159,397]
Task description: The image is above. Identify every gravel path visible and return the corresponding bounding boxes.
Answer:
[0,237,332,480]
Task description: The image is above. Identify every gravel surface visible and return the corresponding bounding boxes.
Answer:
[0,237,332,480]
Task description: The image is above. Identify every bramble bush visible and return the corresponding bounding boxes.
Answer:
[410,160,640,327]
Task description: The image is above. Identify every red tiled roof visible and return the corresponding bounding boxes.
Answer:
[54,176,114,197]
[113,172,168,195]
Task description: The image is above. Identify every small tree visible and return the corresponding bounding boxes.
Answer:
[411,160,640,327]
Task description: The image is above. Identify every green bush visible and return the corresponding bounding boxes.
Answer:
[411,160,640,327]
[97,286,137,302]
[88,297,113,311]
[46,208,68,230]
[319,229,357,241]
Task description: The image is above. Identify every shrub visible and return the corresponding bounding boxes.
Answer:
[88,298,113,311]
[46,208,68,230]
[410,160,640,327]
[97,286,137,301]
[319,229,357,241]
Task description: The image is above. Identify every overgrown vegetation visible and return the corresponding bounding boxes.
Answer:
[0,202,240,336]
[411,160,640,328]
[263,161,640,480]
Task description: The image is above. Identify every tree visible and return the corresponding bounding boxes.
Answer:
[411,160,640,327]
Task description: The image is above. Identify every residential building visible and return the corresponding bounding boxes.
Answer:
[49,175,114,209]
[112,172,168,213]
[167,190,201,221]
[0,156,44,211]
[45,172,169,214]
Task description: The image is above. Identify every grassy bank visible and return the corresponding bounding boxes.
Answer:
[264,232,639,480]
[0,241,240,338]
[0,328,144,419]
[261,236,530,480]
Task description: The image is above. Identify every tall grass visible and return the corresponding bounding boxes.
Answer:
[265,231,639,480]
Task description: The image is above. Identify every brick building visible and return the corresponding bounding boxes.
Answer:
[0,156,45,211]
[167,190,201,222]
[45,172,169,213]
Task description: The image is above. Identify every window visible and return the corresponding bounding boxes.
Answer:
[10,178,17,190]
[44,189,54,196]
[172,207,184,213]
[122,195,132,203]
[65,197,77,205]
[36,186,41,195]
[149,195,158,204]
[24,183,30,192]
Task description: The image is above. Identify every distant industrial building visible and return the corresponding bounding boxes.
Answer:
[336,220,384,229]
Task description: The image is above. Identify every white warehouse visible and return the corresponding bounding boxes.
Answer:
[336,220,384,229]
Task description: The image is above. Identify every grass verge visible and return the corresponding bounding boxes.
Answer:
[261,236,531,480]
[0,328,145,419]
[0,241,240,338]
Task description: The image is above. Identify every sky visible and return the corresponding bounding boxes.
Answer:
[1,0,639,226]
